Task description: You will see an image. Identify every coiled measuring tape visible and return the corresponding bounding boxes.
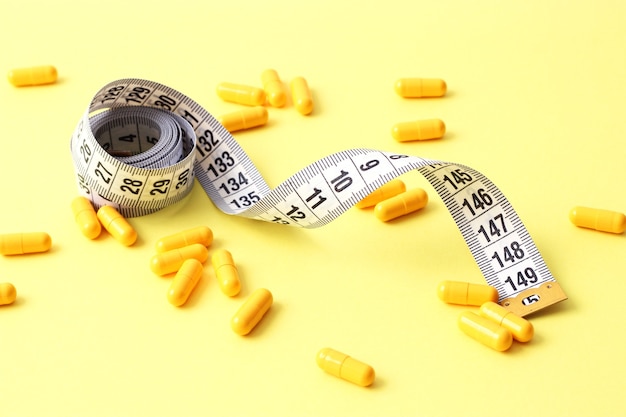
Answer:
[69,78,567,316]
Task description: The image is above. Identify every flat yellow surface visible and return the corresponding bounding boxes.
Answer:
[1,1,625,416]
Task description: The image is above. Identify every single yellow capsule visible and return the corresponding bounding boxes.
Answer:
[261,69,286,107]
[150,243,209,276]
[7,65,57,87]
[0,283,17,305]
[290,76,313,115]
[211,249,241,297]
[167,259,203,307]
[391,118,446,142]
[394,78,447,98]
[155,226,213,253]
[216,82,265,106]
[71,197,102,240]
[458,311,513,352]
[231,288,273,336]
[374,188,428,222]
[316,348,375,387]
[0,232,51,255]
[355,179,406,209]
[217,106,268,132]
[569,206,626,234]
[437,280,499,306]
[479,301,534,342]
[97,206,137,246]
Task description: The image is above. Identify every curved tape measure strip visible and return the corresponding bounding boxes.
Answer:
[69,79,566,316]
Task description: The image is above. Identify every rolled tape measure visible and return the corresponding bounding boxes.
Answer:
[69,78,566,316]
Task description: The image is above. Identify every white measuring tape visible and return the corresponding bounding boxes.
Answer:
[69,78,566,317]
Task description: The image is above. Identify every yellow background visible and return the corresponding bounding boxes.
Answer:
[1,1,625,416]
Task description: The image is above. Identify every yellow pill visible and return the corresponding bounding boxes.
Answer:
[0,283,17,305]
[155,226,213,253]
[290,76,313,115]
[458,311,513,351]
[97,206,137,246]
[569,206,626,234]
[394,78,447,98]
[7,65,57,87]
[355,179,406,209]
[211,249,241,297]
[217,106,268,132]
[261,69,286,107]
[0,232,51,255]
[391,119,446,142]
[216,82,265,106]
[231,288,273,336]
[150,243,209,276]
[71,197,102,240]
[316,348,375,387]
[479,301,534,342]
[374,188,428,222]
[167,259,203,307]
[437,280,499,306]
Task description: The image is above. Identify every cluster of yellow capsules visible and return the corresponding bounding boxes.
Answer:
[215,69,313,133]
[392,78,447,142]
[149,225,273,335]
[72,197,274,335]
[437,280,534,351]
[0,231,52,307]
[351,77,450,222]
[355,178,428,222]
[71,197,137,245]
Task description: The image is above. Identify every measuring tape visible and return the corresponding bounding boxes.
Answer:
[69,78,566,316]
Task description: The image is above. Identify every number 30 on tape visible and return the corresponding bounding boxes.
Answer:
[69,79,567,317]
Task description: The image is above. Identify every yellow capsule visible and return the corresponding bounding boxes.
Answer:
[211,249,241,297]
[479,301,534,342]
[167,259,203,307]
[569,206,626,234]
[71,197,102,240]
[217,106,268,132]
[437,280,499,306]
[96,206,137,246]
[0,283,17,305]
[458,311,513,351]
[261,69,286,107]
[394,78,447,98]
[374,188,428,222]
[355,179,406,209]
[150,243,209,276]
[7,65,57,87]
[216,82,265,106]
[0,232,51,255]
[155,226,213,253]
[290,76,313,115]
[231,288,273,336]
[391,118,446,142]
[316,348,375,387]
